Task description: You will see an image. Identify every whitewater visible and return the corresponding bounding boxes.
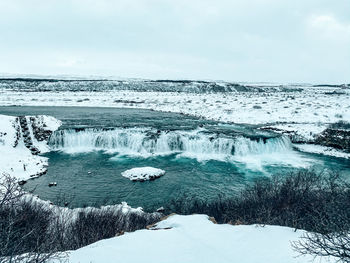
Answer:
[48,128,295,163]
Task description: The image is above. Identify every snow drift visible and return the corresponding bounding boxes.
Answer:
[60,214,334,263]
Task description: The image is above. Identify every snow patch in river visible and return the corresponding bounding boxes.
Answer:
[121,167,165,181]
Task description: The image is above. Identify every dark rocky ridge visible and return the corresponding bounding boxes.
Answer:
[315,128,350,153]
[0,78,314,93]
[18,116,40,155]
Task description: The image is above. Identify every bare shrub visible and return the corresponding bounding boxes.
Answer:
[330,120,350,130]
[0,173,64,263]
[165,170,350,232]
[0,173,161,262]
[295,230,350,262]
[62,208,159,250]
[293,202,350,262]
[166,170,350,262]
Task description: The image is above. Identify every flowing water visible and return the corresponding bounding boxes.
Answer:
[1,106,349,211]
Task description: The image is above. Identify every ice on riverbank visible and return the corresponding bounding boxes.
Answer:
[121,167,166,181]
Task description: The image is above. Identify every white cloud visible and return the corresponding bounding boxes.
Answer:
[0,0,349,83]
[308,14,350,42]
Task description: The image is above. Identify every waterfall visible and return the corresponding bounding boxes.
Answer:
[49,128,293,158]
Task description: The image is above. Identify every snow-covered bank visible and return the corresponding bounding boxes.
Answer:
[260,123,328,143]
[61,214,334,263]
[0,115,61,182]
[295,144,350,159]
[23,195,159,225]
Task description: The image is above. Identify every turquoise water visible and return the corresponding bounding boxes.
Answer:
[1,106,349,211]
[27,148,348,211]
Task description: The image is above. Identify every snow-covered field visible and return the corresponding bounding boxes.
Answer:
[60,214,334,263]
[1,86,349,125]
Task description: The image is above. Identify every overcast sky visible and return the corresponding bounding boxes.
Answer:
[0,0,349,83]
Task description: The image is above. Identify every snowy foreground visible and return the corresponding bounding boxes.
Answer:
[58,214,334,263]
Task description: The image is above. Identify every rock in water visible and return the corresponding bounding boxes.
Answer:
[121,167,165,182]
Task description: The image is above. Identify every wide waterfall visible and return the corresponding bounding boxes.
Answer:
[48,128,294,161]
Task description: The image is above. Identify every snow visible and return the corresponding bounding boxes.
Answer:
[1,86,349,126]
[0,114,61,181]
[261,123,328,142]
[121,167,166,181]
[27,198,150,222]
[61,214,334,263]
[295,144,350,159]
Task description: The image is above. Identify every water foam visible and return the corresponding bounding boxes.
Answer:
[48,128,311,169]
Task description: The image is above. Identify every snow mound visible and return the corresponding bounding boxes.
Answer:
[121,167,165,181]
[62,214,333,263]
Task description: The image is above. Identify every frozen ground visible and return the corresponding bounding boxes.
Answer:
[59,214,334,263]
